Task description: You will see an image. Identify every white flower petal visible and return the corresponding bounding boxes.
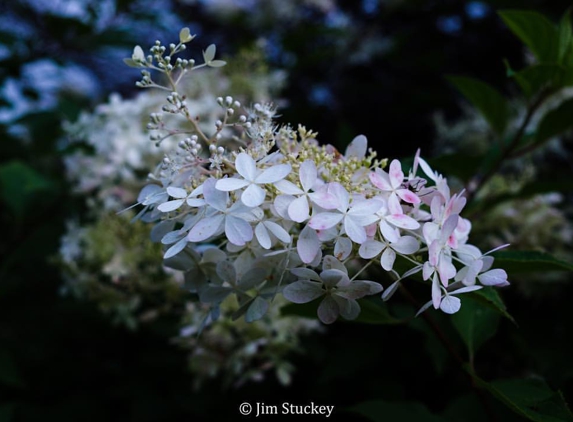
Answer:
[255,222,271,249]
[451,285,483,295]
[235,152,257,181]
[345,134,367,159]
[274,179,304,195]
[241,184,266,207]
[344,217,367,244]
[299,160,317,192]
[386,213,420,230]
[288,196,310,223]
[317,295,339,324]
[382,280,400,302]
[380,247,396,271]
[215,177,250,191]
[283,280,324,304]
[225,215,253,246]
[358,240,385,259]
[392,236,419,255]
[308,189,339,210]
[167,186,188,199]
[369,171,392,191]
[334,237,352,260]
[163,237,188,259]
[297,225,321,264]
[187,214,225,242]
[440,295,461,314]
[157,199,185,212]
[263,221,291,243]
[380,220,400,243]
[478,269,509,286]
[308,212,344,230]
[255,164,291,183]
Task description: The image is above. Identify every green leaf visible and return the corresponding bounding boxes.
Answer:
[447,76,510,135]
[0,348,25,388]
[468,287,516,325]
[514,64,573,98]
[280,298,320,319]
[348,400,447,422]
[451,297,500,357]
[0,404,16,422]
[536,98,573,144]
[470,375,573,422]
[558,10,572,64]
[0,161,55,217]
[499,10,559,63]
[351,298,403,325]
[492,251,573,273]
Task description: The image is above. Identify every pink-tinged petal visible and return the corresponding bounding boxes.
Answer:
[389,159,404,189]
[397,189,421,205]
[379,220,400,243]
[392,236,419,255]
[369,171,392,191]
[334,237,353,260]
[438,258,456,286]
[386,213,420,230]
[430,195,443,221]
[344,217,367,244]
[157,199,185,212]
[439,295,461,314]
[447,193,467,216]
[263,221,291,243]
[283,280,324,303]
[274,179,304,195]
[365,223,377,238]
[478,269,509,286]
[188,214,225,242]
[429,240,440,266]
[308,187,339,210]
[317,295,339,324]
[297,225,321,264]
[432,274,442,309]
[255,222,271,249]
[345,134,367,159]
[308,212,344,230]
[299,160,318,192]
[166,186,188,199]
[380,247,396,271]
[241,184,266,207]
[441,214,459,241]
[215,177,249,192]
[255,163,291,183]
[387,193,403,215]
[225,215,253,246]
[234,152,256,181]
[359,240,385,259]
[288,196,310,223]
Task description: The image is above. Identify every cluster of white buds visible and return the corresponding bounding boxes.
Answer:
[126,31,510,325]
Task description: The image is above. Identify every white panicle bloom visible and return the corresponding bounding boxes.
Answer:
[125,31,510,326]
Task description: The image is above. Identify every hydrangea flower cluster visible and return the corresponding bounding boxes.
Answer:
[59,38,318,387]
[129,30,510,325]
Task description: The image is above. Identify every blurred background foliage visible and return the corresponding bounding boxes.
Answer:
[1,0,573,421]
